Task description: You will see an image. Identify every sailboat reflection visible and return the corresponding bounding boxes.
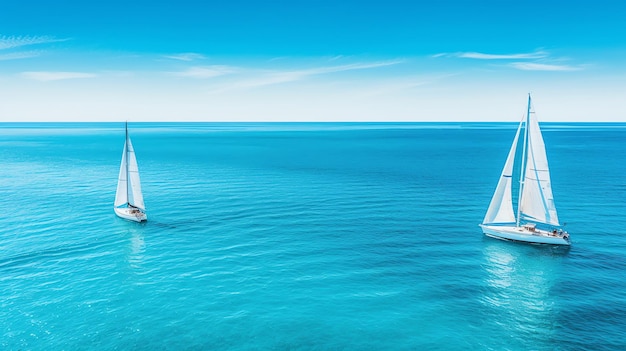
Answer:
[480,240,568,347]
[123,225,146,269]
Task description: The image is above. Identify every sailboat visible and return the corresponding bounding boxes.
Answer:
[114,122,147,222]
[480,94,570,245]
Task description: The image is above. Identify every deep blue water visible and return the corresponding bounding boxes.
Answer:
[1,122,625,350]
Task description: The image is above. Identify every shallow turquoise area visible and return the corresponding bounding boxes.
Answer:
[1,123,625,350]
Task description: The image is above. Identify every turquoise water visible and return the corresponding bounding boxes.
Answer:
[1,122,625,350]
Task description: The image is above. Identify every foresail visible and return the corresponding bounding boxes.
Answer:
[520,110,559,226]
[114,142,128,207]
[483,121,522,225]
[126,137,145,210]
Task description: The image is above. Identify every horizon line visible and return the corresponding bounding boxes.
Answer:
[1,120,625,124]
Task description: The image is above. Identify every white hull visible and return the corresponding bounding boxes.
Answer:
[115,207,147,222]
[480,224,570,246]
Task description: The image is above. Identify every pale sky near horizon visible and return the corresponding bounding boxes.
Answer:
[1,0,625,122]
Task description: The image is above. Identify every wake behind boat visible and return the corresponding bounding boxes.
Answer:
[480,95,570,245]
[114,122,147,222]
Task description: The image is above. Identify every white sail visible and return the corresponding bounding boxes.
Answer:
[482,121,522,225]
[126,137,145,210]
[519,106,559,226]
[114,131,145,210]
[114,141,128,207]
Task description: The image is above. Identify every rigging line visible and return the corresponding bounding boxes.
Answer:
[516,94,531,226]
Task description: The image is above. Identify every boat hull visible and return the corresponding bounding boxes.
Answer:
[480,224,570,245]
[115,207,147,222]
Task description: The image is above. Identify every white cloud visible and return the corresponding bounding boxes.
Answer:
[170,59,405,93]
[172,65,238,78]
[163,53,206,61]
[510,62,582,71]
[433,50,585,72]
[300,59,405,75]
[218,59,405,90]
[456,51,548,60]
[0,50,41,61]
[21,71,98,81]
[327,55,345,61]
[0,35,69,50]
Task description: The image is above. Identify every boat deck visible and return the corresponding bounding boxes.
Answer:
[480,224,570,245]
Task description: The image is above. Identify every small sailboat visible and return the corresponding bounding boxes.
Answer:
[480,94,570,245]
[114,122,147,222]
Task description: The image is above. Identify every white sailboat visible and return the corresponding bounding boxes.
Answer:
[114,122,147,222]
[480,95,570,245]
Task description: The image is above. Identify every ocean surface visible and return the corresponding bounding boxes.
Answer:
[1,122,625,350]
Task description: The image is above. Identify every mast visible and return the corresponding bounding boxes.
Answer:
[516,94,531,226]
[125,121,130,207]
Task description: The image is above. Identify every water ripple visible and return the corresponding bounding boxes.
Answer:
[1,123,625,350]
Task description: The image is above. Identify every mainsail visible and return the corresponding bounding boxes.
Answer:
[114,128,145,210]
[519,108,559,226]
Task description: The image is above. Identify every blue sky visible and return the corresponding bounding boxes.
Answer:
[1,0,625,121]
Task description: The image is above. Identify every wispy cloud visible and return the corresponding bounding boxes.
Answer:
[434,50,548,60]
[461,51,547,60]
[232,59,405,89]
[299,59,404,75]
[355,73,457,97]
[509,62,582,71]
[174,59,405,93]
[0,50,41,61]
[172,65,238,78]
[163,52,206,61]
[21,71,98,81]
[0,35,69,50]
[327,55,346,62]
[433,49,585,72]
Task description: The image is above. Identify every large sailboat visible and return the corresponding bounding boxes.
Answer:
[480,95,570,245]
[114,122,147,222]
